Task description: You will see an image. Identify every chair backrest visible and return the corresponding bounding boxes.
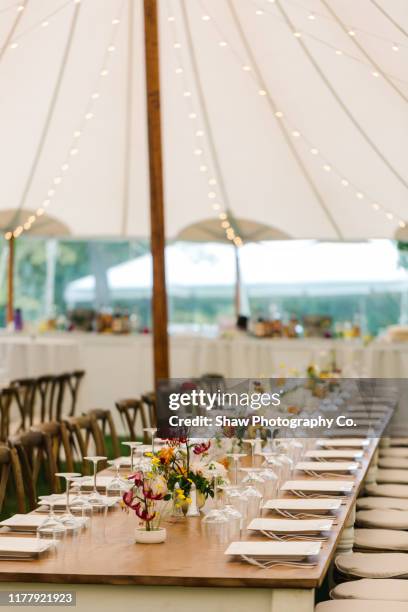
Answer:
[0,387,19,442]
[0,444,25,515]
[63,414,106,473]
[141,392,157,428]
[116,399,148,442]
[36,375,56,423]
[66,370,85,416]
[35,421,74,476]
[10,378,37,430]
[9,427,58,511]
[88,408,120,458]
[200,373,226,395]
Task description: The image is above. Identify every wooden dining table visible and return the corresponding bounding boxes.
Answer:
[0,427,387,612]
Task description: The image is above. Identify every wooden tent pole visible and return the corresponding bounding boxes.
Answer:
[234,245,241,320]
[143,0,169,387]
[6,237,15,324]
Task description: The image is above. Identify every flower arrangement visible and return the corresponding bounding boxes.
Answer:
[122,471,171,531]
[150,438,229,511]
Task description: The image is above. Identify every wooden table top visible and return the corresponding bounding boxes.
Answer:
[0,436,381,589]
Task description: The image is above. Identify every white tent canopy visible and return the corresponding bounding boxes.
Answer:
[1,0,407,240]
[64,240,408,303]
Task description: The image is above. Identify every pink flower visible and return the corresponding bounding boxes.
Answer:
[143,487,164,501]
[128,471,144,487]
[133,502,156,523]
[193,441,211,455]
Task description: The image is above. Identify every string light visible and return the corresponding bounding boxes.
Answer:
[248,0,408,85]
[283,0,408,52]
[195,0,406,231]
[4,3,125,239]
[167,6,244,242]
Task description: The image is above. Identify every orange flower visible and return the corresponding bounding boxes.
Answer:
[287,405,300,415]
[218,456,230,470]
[158,446,174,465]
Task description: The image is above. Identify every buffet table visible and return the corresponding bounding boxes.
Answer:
[0,437,380,612]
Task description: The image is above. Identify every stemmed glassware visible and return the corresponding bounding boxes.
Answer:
[243,439,256,467]
[69,477,93,522]
[106,460,129,498]
[226,453,247,485]
[121,441,143,472]
[37,494,67,550]
[54,472,83,530]
[143,427,157,454]
[83,456,107,507]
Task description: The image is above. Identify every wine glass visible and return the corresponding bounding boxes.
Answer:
[202,510,229,546]
[143,427,157,454]
[54,472,83,530]
[121,441,143,472]
[243,439,256,467]
[69,477,93,522]
[226,453,247,485]
[107,460,129,498]
[36,498,66,559]
[83,456,107,507]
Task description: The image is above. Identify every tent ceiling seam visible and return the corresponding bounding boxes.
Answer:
[275,0,408,192]
[321,0,408,105]
[121,0,134,237]
[179,0,239,237]
[227,0,343,239]
[7,2,82,231]
[369,0,408,39]
[0,0,29,65]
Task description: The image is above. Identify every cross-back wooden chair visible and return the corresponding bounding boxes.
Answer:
[63,414,106,474]
[0,386,20,442]
[200,373,226,395]
[66,370,85,416]
[141,392,157,428]
[35,421,74,474]
[10,377,37,431]
[0,444,25,515]
[36,375,56,423]
[116,399,148,443]
[9,427,60,511]
[88,408,120,458]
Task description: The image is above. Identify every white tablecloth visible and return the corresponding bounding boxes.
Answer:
[0,336,81,382]
[0,333,407,419]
